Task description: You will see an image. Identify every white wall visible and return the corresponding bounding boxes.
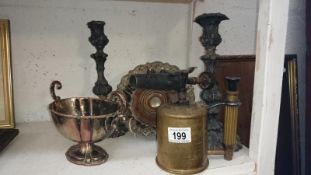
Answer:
[189,0,306,112]
[0,0,306,147]
[0,0,306,173]
[190,1,306,173]
[191,0,306,133]
[189,0,258,100]
[0,0,190,122]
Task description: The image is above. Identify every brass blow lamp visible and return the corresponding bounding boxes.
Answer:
[130,70,241,174]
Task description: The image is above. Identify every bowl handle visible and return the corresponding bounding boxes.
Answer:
[105,91,128,133]
[50,80,62,101]
[107,90,128,114]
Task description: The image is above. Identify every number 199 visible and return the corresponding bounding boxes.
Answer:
[172,132,186,140]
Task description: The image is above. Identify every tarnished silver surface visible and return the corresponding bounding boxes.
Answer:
[49,80,126,166]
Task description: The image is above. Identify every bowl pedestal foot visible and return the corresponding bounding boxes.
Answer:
[65,143,108,166]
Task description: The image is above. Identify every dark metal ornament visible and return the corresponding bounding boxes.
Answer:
[194,13,242,152]
[87,21,129,138]
[195,13,229,49]
[87,21,112,97]
[194,13,228,107]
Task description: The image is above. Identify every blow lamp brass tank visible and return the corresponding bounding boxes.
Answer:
[156,103,208,174]
[155,77,241,174]
[130,70,241,174]
[129,69,210,174]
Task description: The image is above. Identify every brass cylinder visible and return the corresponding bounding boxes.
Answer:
[224,90,240,160]
[156,103,208,174]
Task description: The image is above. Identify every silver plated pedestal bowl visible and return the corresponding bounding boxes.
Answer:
[49,81,126,166]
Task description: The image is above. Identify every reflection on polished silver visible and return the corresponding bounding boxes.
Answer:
[149,96,162,108]
[48,80,126,166]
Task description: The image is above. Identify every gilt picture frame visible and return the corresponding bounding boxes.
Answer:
[0,19,14,128]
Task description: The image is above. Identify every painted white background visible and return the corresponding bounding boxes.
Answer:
[0,0,262,123]
[0,0,190,122]
[0,0,306,160]
[189,0,258,98]
[0,0,306,174]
